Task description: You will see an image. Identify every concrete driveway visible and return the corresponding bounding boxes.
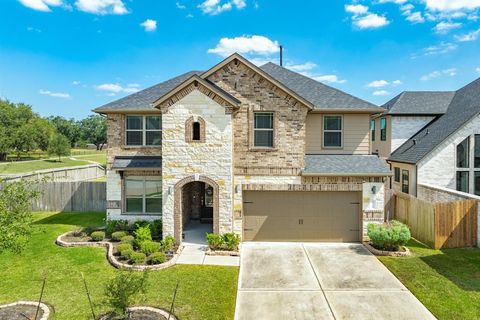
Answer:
[235,242,436,320]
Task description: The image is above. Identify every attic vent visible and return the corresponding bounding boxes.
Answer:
[413,139,417,145]
[426,129,429,135]
[193,80,198,88]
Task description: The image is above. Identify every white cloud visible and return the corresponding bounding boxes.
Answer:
[96,83,140,95]
[198,0,246,15]
[285,62,317,72]
[433,21,462,34]
[18,0,62,12]
[208,35,279,57]
[425,0,480,12]
[186,13,194,18]
[311,75,347,84]
[355,13,390,28]
[75,0,128,15]
[176,2,186,9]
[378,0,407,4]
[345,4,369,15]
[367,80,389,88]
[392,79,402,85]
[140,19,157,32]
[72,80,81,85]
[420,68,457,81]
[27,26,42,32]
[39,89,71,99]
[373,90,390,96]
[455,28,480,41]
[420,42,458,56]
[476,67,480,73]
[406,11,425,23]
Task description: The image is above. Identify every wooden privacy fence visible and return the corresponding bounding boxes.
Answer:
[394,192,478,249]
[32,181,106,212]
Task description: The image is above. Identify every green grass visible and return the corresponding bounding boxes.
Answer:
[72,153,107,167]
[0,158,91,174]
[378,239,480,319]
[0,212,238,319]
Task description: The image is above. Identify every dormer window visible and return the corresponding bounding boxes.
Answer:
[185,116,205,143]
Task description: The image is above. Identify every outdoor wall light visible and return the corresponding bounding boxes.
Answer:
[235,185,239,193]
[371,185,377,194]
[168,186,172,195]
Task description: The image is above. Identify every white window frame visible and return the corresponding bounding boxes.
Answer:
[253,112,274,148]
[125,115,162,147]
[322,115,343,149]
[124,176,162,215]
[455,135,480,195]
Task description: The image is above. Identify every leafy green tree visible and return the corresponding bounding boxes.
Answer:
[12,124,38,159]
[0,179,40,253]
[104,271,149,316]
[48,116,80,147]
[79,115,107,150]
[48,133,71,161]
[0,100,16,161]
[32,118,55,151]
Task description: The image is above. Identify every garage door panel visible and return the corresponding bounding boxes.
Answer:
[243,191,360,242]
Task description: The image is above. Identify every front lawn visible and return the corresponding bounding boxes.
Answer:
[378,239,480,319]
[0,212,238,319]
[0,158,91,174]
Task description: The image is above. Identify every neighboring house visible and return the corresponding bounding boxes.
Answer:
[371,91,455,158]
[93,53,390,244]
[388,77,480,196]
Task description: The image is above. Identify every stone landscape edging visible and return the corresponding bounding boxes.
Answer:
[0,301,50,320]
[98,306,177,320]
[363,242,411,257]
[205,249,240,256]
[56,231,184,270]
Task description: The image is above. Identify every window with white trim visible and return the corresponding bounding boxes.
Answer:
[455,135,480,195]
[380,117,387,141]
[126,115,161,146]
[253,112,274,148]
[125,176,162,214]
[401,169,409,194]
[323,115,342,148]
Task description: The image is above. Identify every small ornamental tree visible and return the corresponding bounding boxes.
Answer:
[104,270,149,317]
[48,133,71,161]
[0,179,40,253]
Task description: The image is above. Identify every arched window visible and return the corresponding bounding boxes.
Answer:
[185,116,205,143]
[192,122,201,141]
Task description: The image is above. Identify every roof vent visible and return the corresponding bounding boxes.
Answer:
[426,129,429,135]
[413,139,417,145]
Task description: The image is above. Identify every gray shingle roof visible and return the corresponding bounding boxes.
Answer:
[260,62,383,111]
[303,155,391,176]
[112,156,162,170]
[93,71,202,112]
[383,91,455,115]
[389,78,480,164]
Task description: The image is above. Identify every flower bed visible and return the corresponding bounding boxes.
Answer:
[57,221,182,270]
[363,241,411,257]
[366,220,411,255]
[99,306,177,320]
[0,301,50,320]
[205,232,240,256]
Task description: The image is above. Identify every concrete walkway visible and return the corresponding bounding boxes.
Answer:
[176,221,239,267]
[235,242,436,320]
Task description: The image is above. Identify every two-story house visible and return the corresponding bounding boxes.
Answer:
[387,78,480,196]
[93,53,390,244]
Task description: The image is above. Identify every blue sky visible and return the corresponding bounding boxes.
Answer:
[1,0,479,119]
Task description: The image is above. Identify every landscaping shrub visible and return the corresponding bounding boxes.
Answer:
[104,270,148,316]
[223,233,240,251]
[111,231,128,242]
[161,235,176,252]
[139,241,161,256]
[91,231,105,241]
[120,249,134,260]
[149,252,167,264]
[130,252,146,265]
[105,219,129,236]
[367,220,411,251]
[117,243,133,254]
[134,225,152,243]
[206,233,223,250]
[120,235,134,245]
[150,220,162,239]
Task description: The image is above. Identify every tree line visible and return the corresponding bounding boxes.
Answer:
[0,99,107,161]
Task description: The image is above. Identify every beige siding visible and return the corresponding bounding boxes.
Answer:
[306,113,370,154]
[371,115,391,158]
[390,161,417,196]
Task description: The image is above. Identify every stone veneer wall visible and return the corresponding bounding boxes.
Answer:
[161,90,233,239]
[206,60,309,174]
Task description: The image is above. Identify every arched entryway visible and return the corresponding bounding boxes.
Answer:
[174,175,219,243]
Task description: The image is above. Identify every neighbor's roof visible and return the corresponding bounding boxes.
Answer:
[260,62,383,112]
[303,155,391,176]
[93,71,202,113]
[112,156,162,170]
[93,54,382,113]
[383,91,455,115]
[389,77,480,164]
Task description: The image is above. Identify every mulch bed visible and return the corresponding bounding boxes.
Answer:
[100,307,176,320]
[363,242,411,257]
[0,304,43,320]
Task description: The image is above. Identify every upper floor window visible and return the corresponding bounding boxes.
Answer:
[254,112,274,148]
[394,167,400,182]
[185,116,205,143]
[323,115,342,148]
[402,169,409,194]
[192,122,201,141]
[126,115,161,146]
[371,119,376,141]
[380,117,387,141]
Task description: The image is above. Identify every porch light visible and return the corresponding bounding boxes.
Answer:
[371,185,377,194]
